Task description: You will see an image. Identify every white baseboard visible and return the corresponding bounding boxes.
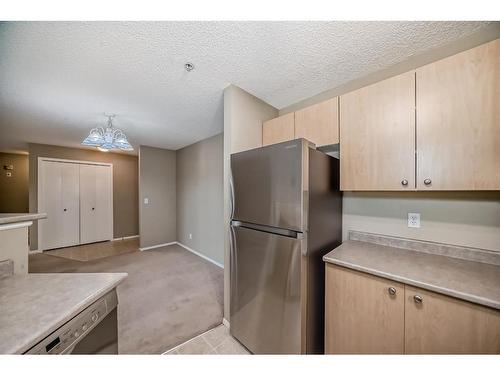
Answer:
[176,242,224,269]
[222,318,230,328]
[113,235,139,241]
[137,240,224,269]
[139,241,176,251]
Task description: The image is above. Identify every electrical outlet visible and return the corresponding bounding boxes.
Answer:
[408,213,421,228]
[189,233,193,240]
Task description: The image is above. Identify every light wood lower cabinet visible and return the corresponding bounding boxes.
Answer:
[325,264,405,354]
[325,264,500,354]
[405,286,500,354]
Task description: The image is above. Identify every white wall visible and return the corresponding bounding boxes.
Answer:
[223,85,278,321]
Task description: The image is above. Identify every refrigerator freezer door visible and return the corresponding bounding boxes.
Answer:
[230,139,305,232]
[230,225,302,354]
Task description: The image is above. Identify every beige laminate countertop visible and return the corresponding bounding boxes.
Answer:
[0,213,47,225]
[0,272,127,354]
[323,240,500,311]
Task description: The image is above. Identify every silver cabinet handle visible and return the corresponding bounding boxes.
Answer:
[424,178,432,186]
[388,287,397,296]
[414,295,423,304]
[401,179,408,186]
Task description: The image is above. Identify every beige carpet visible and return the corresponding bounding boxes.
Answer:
[29,241,224,354]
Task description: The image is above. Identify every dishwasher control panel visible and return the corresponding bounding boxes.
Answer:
[25,290,118,354]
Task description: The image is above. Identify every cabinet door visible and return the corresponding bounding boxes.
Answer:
[340,71,415,190]
[80,164,113,244]
[405,286,500,354]
[295,97,339,146]
[416,39,500,190]
[325,264,405,354]
[262,113,295,146]
[39,161,80,250]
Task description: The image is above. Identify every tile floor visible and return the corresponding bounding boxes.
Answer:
[165,324,250,355]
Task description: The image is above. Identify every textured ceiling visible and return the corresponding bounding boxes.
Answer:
[0,21,493,153]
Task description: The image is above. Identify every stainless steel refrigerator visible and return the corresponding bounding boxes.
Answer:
[229,138,342,354]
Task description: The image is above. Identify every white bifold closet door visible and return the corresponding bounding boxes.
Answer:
[38,159,113,251]
[38,161,80,250]
[79,164,113,244]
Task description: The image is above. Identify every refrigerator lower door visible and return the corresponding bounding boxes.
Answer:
[230,225,302,354]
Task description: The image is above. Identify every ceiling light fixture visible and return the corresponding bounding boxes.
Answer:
[185,62,195,72]
[82,114,133,151]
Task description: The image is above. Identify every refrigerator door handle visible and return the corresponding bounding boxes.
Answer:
[229,171,235,221]
[231,220,303,239]
[229,223,238,310]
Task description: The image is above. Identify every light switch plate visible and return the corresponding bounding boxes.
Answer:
[408,213,420,228]
[144,198,149,204]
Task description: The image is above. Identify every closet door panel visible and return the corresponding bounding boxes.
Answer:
[79,164,97,244]
[80,164,113,244]
[38,161,62,250]
[94,165,113,241]
[38,161,79,250]
[60,163,80,247]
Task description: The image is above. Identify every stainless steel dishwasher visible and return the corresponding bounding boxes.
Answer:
[24,290,118,354]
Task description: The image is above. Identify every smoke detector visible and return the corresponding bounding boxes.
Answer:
[184,62,195,72]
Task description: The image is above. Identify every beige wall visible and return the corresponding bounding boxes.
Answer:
[28,143,138,250]
[223,84,279,320]
[277,29,500,254]
[139,146,176,249]
[176,133,224,265]
[0,226,29,274]
[343,192,500,252]
[0,152,29,213]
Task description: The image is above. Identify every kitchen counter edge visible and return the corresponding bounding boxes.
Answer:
[323,240,500,311]
[0,213,47,225]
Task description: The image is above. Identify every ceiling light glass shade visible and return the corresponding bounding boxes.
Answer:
[82,115,133,151]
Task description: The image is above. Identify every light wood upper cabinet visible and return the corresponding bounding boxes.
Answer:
[325,264,405,354]
[405,286,500,354]
[295,97,339,146]
[340,71,416,190]
[416,39,500,190]
[262,113,295,146]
